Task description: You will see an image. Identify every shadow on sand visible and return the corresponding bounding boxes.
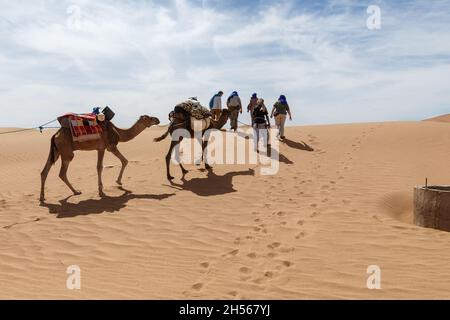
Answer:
[282,138,314,152]
[169,168,255,196]
[265,139,314,165]
[40,187,175,218]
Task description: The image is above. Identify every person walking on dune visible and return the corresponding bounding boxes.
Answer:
[252,98,271,153]
[271,95,292,140]
[227,91,242,132]
[247,93,258,126]
[209,91,223,121]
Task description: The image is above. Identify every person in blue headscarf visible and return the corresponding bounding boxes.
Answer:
[247,93,258,125]
[227,91,242,131]
[270,95,292,140]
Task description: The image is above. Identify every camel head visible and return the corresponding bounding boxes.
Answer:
[211,108,230,130]
[139,115,160,127]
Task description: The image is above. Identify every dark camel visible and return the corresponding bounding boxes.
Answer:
[154,108,229,180]
[40,115,160,201]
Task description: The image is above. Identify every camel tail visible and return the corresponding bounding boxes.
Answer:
[49,133,60,165]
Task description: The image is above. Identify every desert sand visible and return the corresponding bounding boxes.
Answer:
[1,118,450,299]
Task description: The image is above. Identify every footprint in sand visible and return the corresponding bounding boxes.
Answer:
[321,185,330,190]
[247,252,257,259]
[228,291,238,297]
[281,261,293,268]
[322,198,329,203]
[297,220,304,226]
[252,277,266,285]
[296,232,306,239]
[239,267,252,274]
[192,283,204,291]
[342,200,351,205]
[267,252,278,258]
[310,211,320,218]
[310,203,318,208]
[276,211,287,217]
[200,262,210,268]
[267,242,281,249]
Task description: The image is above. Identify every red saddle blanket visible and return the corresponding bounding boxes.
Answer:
[58,113,103,142]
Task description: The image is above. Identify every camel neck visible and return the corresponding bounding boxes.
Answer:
[211,114,228,130]
[111,121,145,143]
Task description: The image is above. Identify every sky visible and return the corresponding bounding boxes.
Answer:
[0,0,450,128]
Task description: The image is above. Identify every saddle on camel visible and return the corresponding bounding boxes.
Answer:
[40,107,160,201]
[170,97,212,132]
[57,107,115,142]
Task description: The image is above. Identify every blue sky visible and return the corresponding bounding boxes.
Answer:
[1,0,450,127]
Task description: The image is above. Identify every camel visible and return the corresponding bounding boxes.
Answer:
[154,108,229,180]
[40,115,160,201]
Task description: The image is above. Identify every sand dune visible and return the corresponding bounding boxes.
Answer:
[1,120,450,299]
[424,114,450,123]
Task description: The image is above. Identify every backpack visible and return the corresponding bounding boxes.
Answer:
[209,94,216,109]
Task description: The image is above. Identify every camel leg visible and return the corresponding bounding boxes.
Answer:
[97,149,105,197]
[177,136,188,177]
[110,147,128,185]
[59,156,81,196]
[166,140,180,180]
[179,163,188,177]
[40,135,60,202]
[202,140,212,170]
[40,158,53,202]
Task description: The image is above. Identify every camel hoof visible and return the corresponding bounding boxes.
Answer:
[205,164,212,170]
[116,180,123,186]
[74,191,82,196]
[182,169,188,175]
[99,192,106,198]
[39,197,45,202]
[168,176,175,181]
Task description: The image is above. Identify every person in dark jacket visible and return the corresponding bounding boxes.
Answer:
[247,93,258,125]
[252,98,271,153]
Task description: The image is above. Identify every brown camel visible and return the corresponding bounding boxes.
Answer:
[154,108,229,180]
[40,115,160,201]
